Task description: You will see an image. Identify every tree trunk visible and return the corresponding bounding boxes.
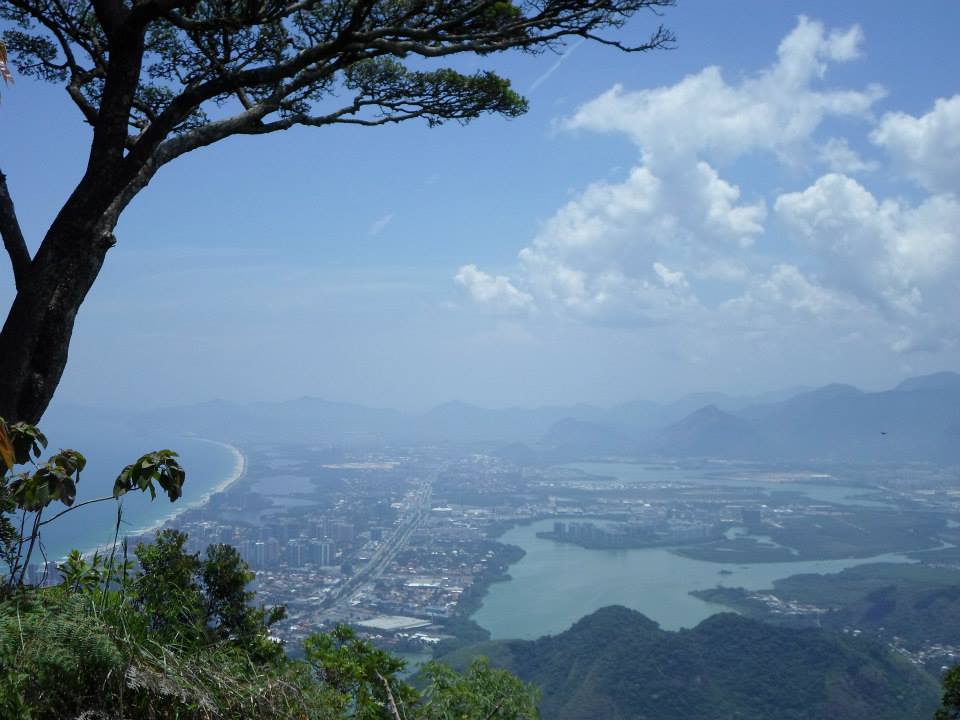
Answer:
[0,224,113,424]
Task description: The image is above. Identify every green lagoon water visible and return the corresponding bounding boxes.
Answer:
[472,463,907,639]
[472,519,910,640]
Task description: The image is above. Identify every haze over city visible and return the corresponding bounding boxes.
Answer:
[2,1,958,412]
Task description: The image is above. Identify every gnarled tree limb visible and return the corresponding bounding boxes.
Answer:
[0,170,31,291]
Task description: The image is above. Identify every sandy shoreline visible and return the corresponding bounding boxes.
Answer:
[80,438,247,559]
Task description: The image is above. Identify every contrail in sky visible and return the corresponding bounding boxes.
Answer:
[528,38,587,93]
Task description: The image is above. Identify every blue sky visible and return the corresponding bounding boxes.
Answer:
[2,1,959,411]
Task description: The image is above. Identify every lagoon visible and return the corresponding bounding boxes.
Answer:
[473,461,905,639]
[471,518,911,640]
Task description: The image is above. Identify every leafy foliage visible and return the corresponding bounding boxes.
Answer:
[305,625,419,719]
[202,541,285,656]
[57,549,106,594]
[936,665,960,720]
[0,529,541,720]
[1,0,674,152]
[418,658,539,720]
[0,0,678,284]
[129,529,284,659]
[0,593,125,718]
[114,449,186,501]
[8,448,86,511]
[0,420,47,470]
[0,591,333,720]
[0,418,185,593]
[130,528,206,645]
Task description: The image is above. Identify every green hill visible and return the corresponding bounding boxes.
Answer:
[439,606,940,720]
[696,561,960,650]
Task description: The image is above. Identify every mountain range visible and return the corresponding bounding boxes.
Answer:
[43,371,960,464]
[642,372,960,463]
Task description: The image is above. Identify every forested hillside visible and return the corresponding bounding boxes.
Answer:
[441,605,940,720]
[695,562,960,651]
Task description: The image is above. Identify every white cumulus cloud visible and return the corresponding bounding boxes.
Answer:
[726,264,856,319]
[818,137,878,174]
[454,265,536,315]
[455,16,959,356]
[774,173,960,349]
[871,95,960,194]
[563,16,882,167]
[510,162,747,324]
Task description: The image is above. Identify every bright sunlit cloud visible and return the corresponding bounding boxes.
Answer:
[457,16,960,357]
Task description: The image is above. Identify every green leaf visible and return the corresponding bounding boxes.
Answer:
[113,450,185,502]
[50,449,86,475]
[8,422,48,464]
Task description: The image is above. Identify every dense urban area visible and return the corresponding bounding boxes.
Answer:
[27,438,960,677]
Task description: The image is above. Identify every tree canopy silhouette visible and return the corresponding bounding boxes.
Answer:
[0,0,674,423]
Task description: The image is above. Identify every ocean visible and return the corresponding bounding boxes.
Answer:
[12,424,242,563]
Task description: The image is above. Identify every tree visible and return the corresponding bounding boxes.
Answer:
[0,0,674,424]
[130,529,284,656]
[936,665,960,720]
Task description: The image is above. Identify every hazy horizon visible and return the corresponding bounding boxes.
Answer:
[44,368,958,415]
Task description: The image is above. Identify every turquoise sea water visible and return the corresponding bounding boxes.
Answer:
[17,428,239,562]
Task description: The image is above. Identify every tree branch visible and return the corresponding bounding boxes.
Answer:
[90,0,128,37]
[376,672,404,720]
[66,76,101,126]
[18,507,43,585]
[29,494,117,534]
[126,1,671,166]
[484,700,505,720]
[0,171,31,291]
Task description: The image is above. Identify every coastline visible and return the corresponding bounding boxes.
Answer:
[191,438,248,503]
[81,438,247,559]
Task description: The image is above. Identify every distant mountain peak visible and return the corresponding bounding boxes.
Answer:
[895,371,960,392]
[648,404,759,459]
[691,403,724,416]
[671,403,744,428]
[424,399,485,415]
[802,382,864,399]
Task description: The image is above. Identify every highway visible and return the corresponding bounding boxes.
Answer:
[321,474,433,610]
